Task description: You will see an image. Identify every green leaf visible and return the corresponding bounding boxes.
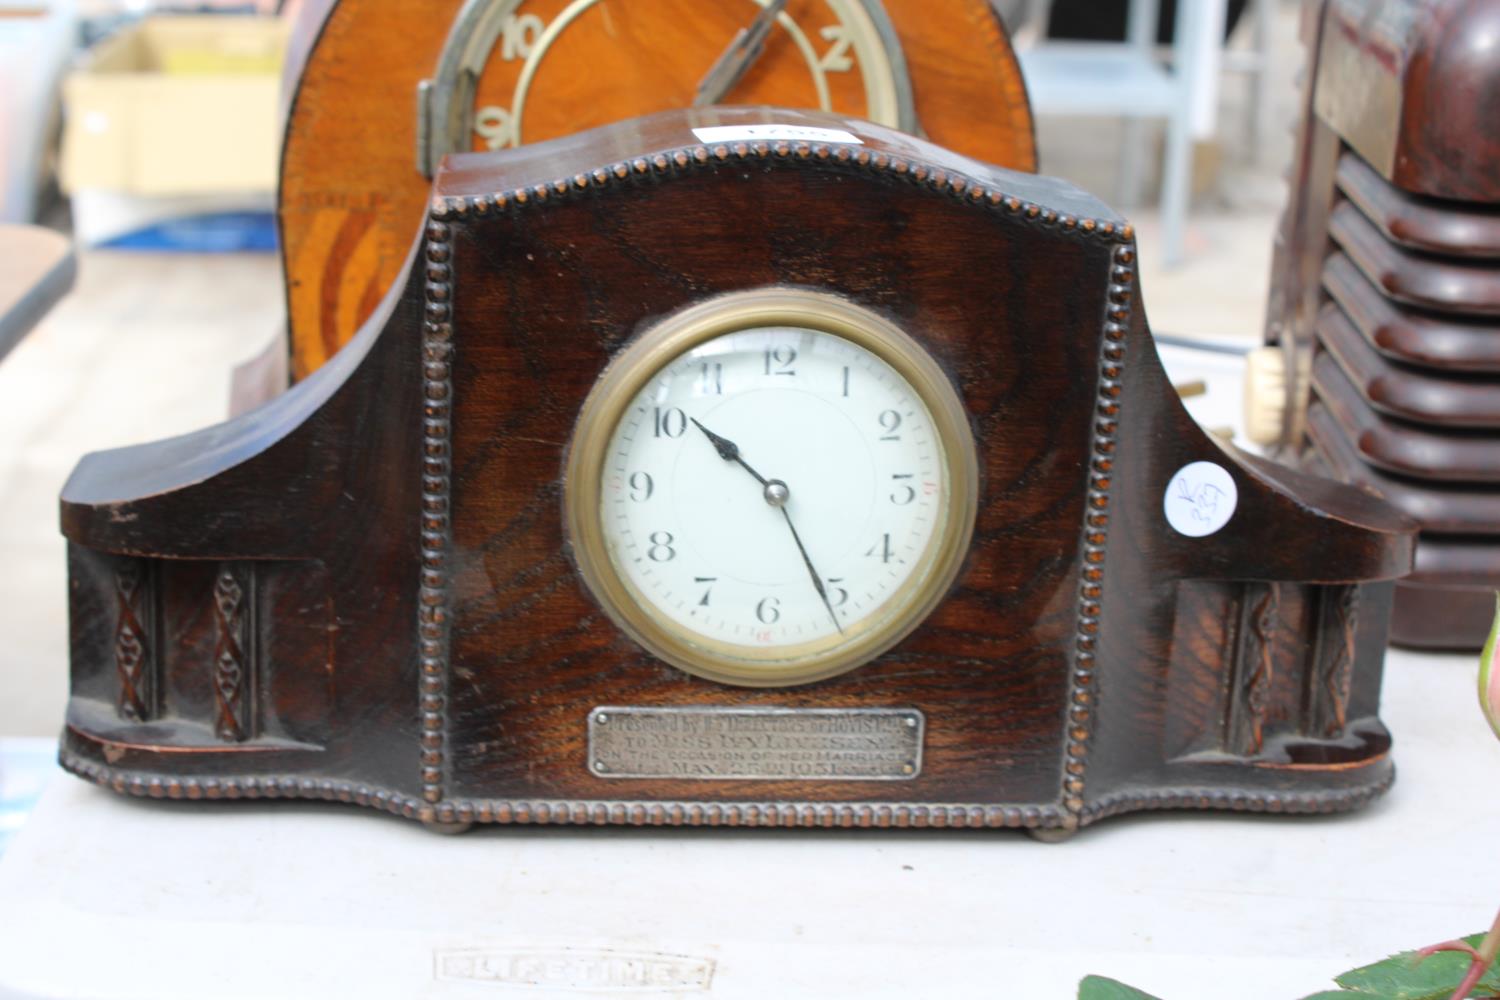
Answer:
[1299,992,1368,1000]
[1078,975,1165,1000]
[1334,932,1500,999]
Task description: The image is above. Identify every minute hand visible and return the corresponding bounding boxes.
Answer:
[779,506,845,636]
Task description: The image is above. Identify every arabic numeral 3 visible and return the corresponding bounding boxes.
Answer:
[889,474,915,505]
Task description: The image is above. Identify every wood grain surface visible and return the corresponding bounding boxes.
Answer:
[277,0,1036,381]
[61,109,1412,832]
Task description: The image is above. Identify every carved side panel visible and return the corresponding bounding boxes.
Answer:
[212,563,256,742]
[114,559,155,721]
[1225,582,1280,756]
[1305,583,1358,738]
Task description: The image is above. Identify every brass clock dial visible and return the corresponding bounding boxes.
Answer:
[566,289,978,687]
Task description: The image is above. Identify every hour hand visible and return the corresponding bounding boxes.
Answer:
[691,416,774,492]
[689,416,740,463]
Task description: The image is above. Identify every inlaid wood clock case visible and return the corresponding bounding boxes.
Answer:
[60,110,1414,836]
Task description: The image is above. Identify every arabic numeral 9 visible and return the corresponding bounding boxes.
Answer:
[628,472,653,502]
[474,106,518,150]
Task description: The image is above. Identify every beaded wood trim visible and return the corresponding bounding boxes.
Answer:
[423,139,1135,819]
[1077,767,1395,824]
[58,747,1393,830]
[418,220,455,804]
[1055,242,1137,830]
[425,139,1133,240]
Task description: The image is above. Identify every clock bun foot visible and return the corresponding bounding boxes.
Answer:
[422,819,475,836]
[1025,826,1077,844]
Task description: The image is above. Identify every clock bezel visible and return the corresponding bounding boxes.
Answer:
[563,287,978,687]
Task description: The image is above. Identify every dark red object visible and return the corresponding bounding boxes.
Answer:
[1266,0,1500,650]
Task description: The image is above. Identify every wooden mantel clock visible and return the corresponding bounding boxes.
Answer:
[277,0,1036,382]
[60,109,1414,837]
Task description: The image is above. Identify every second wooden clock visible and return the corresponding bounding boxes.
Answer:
[278,0,1036,380]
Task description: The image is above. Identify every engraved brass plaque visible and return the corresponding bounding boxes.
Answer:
[587,707,924,780]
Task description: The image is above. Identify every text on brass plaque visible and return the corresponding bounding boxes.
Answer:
[587,707,924,780]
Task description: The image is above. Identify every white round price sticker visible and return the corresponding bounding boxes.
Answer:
[1164,461,1238,537]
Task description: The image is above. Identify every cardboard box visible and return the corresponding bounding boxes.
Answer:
[60,16,287,197]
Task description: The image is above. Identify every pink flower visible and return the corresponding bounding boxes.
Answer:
[1483,594,1500,740]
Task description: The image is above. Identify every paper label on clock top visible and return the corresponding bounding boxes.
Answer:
[692,124,864,146]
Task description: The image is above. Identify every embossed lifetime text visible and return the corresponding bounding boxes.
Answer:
[434,948,713,992]
[588,707,923,780]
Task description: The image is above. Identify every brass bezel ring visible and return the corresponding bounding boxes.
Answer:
[564,287,977,687]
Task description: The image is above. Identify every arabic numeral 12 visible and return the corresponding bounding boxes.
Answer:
[763,345,797,376]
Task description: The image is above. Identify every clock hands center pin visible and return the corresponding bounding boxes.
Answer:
[689,416,844,635]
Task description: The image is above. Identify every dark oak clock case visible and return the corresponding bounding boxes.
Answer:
[59,109,1414,835]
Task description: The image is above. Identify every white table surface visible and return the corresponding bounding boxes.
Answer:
[0,647,1495,1000]
[2,347,1495,1000]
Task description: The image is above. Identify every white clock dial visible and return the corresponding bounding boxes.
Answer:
[603,326,942,657]
[566,290,976,687]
